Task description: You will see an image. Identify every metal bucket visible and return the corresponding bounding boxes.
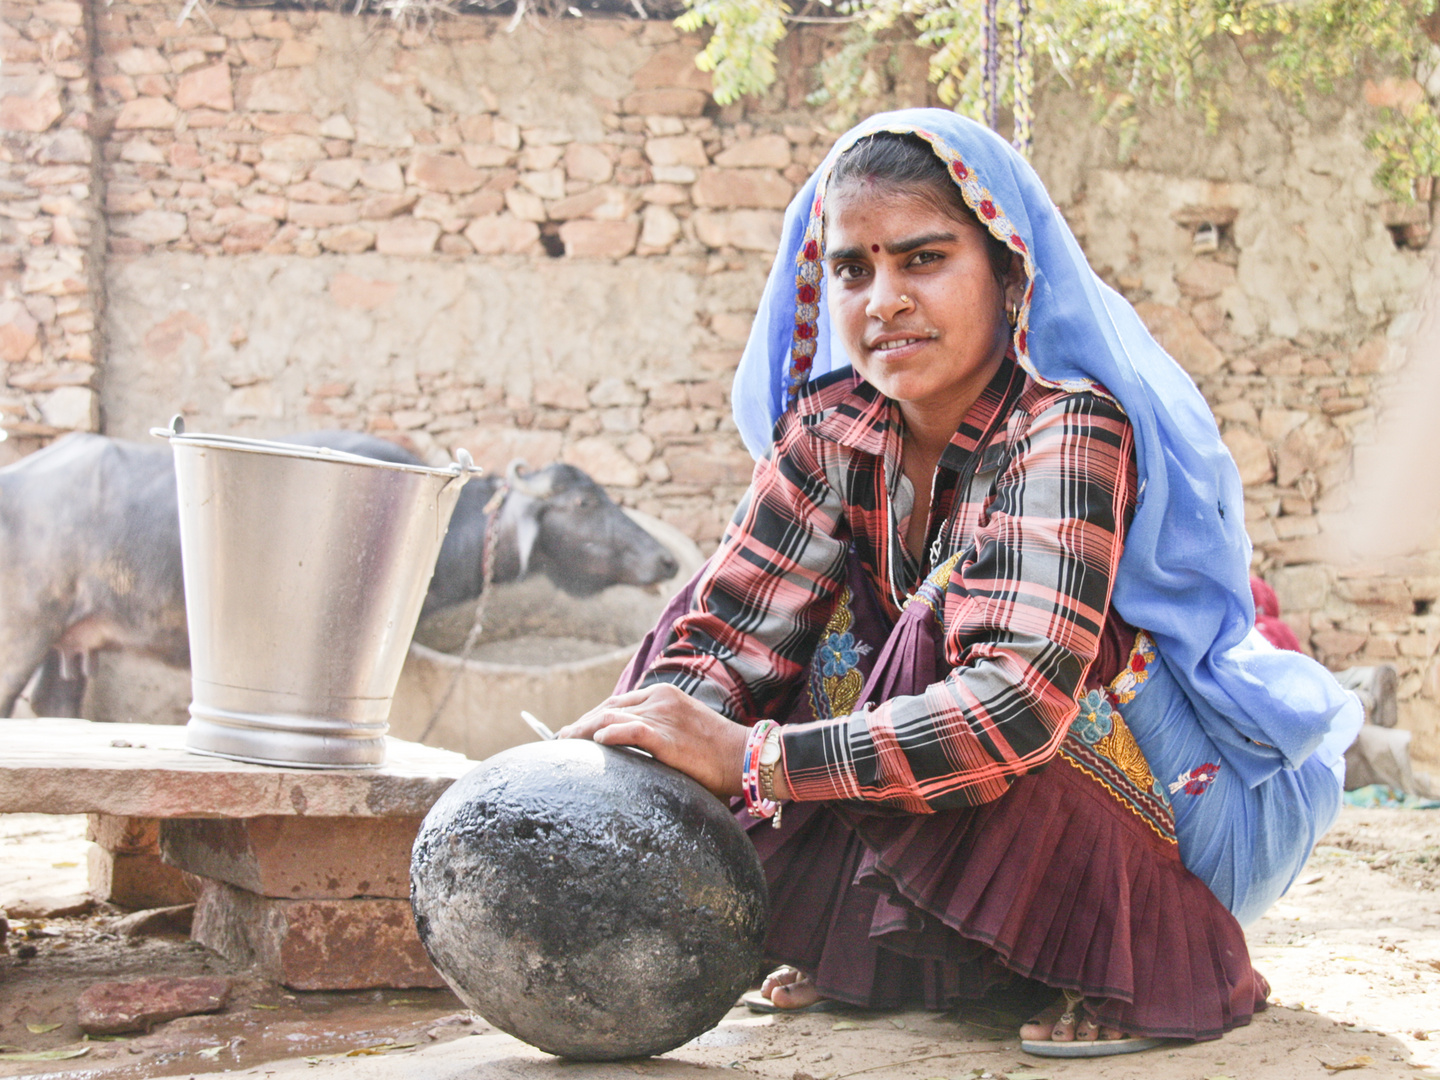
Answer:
[154,418,474,768]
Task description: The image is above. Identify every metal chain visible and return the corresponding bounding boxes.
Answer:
[417,481,509,744]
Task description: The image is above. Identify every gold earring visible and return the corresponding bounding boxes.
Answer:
[1007,301,1020,328]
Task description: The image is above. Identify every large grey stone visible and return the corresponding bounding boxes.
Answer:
[410,740,767,1060]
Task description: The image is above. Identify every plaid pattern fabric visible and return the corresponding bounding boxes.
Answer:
[643,357,1137,812]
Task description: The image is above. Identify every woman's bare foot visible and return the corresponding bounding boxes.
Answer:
[1018,991,1126,1044]
[759,966,824,1010]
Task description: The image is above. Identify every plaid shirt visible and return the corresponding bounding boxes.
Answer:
[643,358,1137,812]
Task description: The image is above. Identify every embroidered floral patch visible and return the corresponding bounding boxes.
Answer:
[808,587,871,719]
[1071,688,1115,744]
[1169,762,1221,796]
[819,631,861,678]
[1108,631,1157,705]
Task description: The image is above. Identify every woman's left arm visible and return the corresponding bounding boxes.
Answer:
[781,391,1137,812]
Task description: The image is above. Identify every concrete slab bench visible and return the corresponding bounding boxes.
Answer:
[1,720,475,991]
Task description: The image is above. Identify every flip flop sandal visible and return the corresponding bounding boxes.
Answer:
[1019,1036,1169,1058]
[1019,990,1167,1058]
[739,988,844,1014]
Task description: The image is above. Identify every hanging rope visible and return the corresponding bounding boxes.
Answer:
[982,0,999,132]
[417,480,509,744]
[1011,0,1032,157]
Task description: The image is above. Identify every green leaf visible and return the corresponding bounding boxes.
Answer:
[0,1047,90,1061]
[831,1020,861,1030]
[25,1023,62,1034]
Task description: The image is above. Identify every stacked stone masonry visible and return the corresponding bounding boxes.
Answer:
[1,0,1438,767]
[0,0,105,450]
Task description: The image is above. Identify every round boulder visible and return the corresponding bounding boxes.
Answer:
[410,739,768,1060]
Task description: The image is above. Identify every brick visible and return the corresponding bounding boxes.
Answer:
[318,224,376,253]
[175,62,233,111]
[564,143,614,183]
[115,46,171,76]
[192,880,443,990]
[449,427,563,475]
[0,88,63,133]
[1175,258,1236,300]
[286,201,358,228]
[221,216,279,255]
[454,190,504,217]
[360,160,405,192]
[693,167,792,210]
[664,445,754,486]
[374,217,441,256]
[254,112,321,136]
[360,192,419,220]
[463,214,539,255]
[159,816,420,899]
[638,204,681,251]
[714,134,791,169]
[0,301,39,362]
[114,96,178,130]
[245,68,308,112]
[560,219,639,258]
[562,436,643,486]
[520,168,565,200]
[1134,301,1224,378]
[35,0,84,25]
[318,113,356,140]
[310,158,362,190]
[410,152,486,194]
[645,134,707,168]
[692,209,784,252]
[632,43,712,92]
[261,134,325,162]
[88,846,197,909]
[1221,427,1273,486]
[78,976,230,1035]
[87,813,160,854]
[112,209,188,244]
[623,88,707,116]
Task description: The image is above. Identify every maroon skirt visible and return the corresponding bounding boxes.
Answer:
[618,556,1267,1041]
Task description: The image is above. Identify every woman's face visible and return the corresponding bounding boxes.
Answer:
[824,182,1021,420]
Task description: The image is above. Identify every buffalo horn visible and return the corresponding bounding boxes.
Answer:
[505,459,555,499]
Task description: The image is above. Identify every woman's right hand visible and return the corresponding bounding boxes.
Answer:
[557,683,757,802]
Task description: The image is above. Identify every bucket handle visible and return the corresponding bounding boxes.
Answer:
[149,414,186,439]
[151,415,478,478]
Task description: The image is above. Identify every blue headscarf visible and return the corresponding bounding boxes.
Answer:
[732,108,1361,792]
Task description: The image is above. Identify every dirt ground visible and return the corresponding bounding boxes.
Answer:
[1,808,1437,1080]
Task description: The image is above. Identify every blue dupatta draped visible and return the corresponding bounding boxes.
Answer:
[729,109,1362,922]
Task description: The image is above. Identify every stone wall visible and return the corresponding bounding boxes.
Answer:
[81,7,914,543]
[1030,87,1440,765]
[0,0,105,458]
[3,0,1440,766]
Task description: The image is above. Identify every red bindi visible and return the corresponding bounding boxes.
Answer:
[871,244,879,253]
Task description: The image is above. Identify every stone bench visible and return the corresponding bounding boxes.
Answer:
[0,719,473,991]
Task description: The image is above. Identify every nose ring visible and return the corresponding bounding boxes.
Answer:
[899,294,913,307]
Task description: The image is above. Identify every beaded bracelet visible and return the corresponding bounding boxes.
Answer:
[742,719,783,828]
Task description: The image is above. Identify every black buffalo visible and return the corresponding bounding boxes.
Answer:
[0,430,678,718]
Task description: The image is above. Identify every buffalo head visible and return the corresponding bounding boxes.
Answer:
[506,462,680,597]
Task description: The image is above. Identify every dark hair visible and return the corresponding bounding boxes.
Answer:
[829,132,1014,285]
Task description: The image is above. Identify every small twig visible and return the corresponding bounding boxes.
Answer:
[630,0,647,18]
[505,0,527,32]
